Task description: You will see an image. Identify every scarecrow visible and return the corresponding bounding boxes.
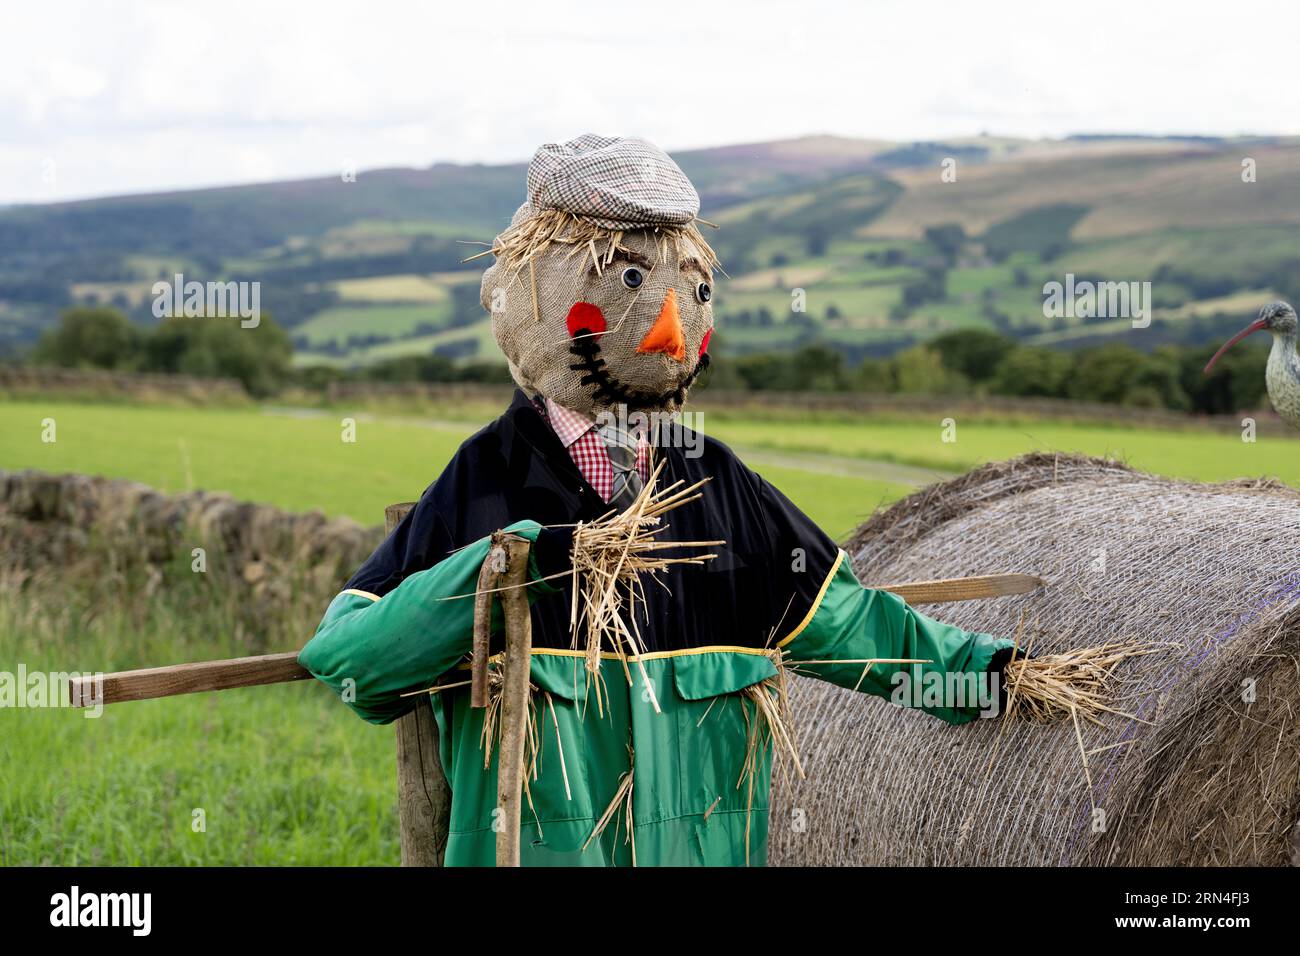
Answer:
[298,134,1023,866]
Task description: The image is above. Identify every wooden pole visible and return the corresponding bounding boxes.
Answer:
[470,544,503,709]
[385,502,452,868]
[876,572,1043,605]
[493,534,533,867]
[66,651,308,706]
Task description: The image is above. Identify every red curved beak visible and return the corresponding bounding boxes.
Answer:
[1204,318,1268,374]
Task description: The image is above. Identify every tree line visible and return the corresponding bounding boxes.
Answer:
[23,307,1269,416]
[701,329,1268,416]
[24,306,510,396]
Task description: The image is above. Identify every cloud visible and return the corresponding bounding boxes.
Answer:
[2,0,1297,203]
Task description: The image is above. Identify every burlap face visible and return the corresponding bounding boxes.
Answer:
[482,226,715,417]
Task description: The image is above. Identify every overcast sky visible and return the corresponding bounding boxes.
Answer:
[3,1,1296,205]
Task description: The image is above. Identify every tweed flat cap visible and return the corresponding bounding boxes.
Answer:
[523,133,700,230]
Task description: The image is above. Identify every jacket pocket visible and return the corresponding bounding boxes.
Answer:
[529,651,591,703]
[670,649,779,700]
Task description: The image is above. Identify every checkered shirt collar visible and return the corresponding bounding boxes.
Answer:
[542,397,596,448]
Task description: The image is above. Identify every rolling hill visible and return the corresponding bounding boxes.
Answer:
[2,132,1297,366]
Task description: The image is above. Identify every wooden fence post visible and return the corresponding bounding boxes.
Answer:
[387,502,452,867]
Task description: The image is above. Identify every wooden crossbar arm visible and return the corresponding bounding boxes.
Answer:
[67,651,308,706]
[877,572,1044,605]
[65,573,1044,708]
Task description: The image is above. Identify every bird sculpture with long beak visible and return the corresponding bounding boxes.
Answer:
[1204,300,1300,428]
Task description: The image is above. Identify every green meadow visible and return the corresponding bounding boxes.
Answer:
[0,400,916,538]
[2,399,1296,535]
[703,416,1300,490]
[3,397,1298,865]
[2,604,399,866]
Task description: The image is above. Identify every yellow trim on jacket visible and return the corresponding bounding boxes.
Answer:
[775,549,844,648]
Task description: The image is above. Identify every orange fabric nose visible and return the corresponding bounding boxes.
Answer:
[636,288,686,362]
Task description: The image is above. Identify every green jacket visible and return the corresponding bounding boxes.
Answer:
[299,520,1013,866]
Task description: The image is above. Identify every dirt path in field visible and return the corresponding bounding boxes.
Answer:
[727,446,955,487]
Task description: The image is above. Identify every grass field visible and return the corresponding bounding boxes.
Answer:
[4,396,1299,865]
[0,400,914,537]
[294,303,453,348]
[0,402,469,523]
[4,399,1300,533]
[703,416,1300,489]
[2,599,398,866]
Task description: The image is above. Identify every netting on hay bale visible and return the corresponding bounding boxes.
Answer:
[769,453,1300,866]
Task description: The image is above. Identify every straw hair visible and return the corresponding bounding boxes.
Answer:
[770,453,1300,867]
[469,207,720,277]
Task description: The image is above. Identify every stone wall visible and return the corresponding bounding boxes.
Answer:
[0,469,382,644]
[0,366,249,404]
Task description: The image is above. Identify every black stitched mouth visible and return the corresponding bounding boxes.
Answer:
[568,329,710,410]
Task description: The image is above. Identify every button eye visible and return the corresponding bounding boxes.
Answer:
[695,281,712,303]
[621,267,643,290]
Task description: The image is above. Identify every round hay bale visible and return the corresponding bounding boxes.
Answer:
[769,453,1300,866]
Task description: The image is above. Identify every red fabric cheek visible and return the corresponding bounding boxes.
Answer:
[566,302,607,337]
[698,328,713,357]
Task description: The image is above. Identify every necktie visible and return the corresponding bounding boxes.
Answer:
[597,421,644,511]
